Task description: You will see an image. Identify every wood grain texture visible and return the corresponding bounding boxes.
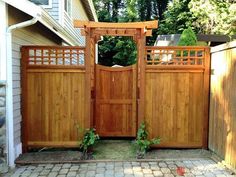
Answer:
[145,72,205,147]
[74,20,158,29]
[21,45,211,150]
[95,64,136,137]
[21,46,87,150]
[26,71,85,146]
[144,47,210,148]
[209,44,236,169]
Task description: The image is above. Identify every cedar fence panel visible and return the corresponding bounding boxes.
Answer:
[21,46,87,150]
[209,41,236,169]
[144,46,210,148]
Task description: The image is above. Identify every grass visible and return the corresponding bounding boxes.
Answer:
[93,140,136,160]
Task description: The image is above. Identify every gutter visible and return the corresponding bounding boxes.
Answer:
[40,10,78,45]
[6,17,38,167]
[86,0,98,22]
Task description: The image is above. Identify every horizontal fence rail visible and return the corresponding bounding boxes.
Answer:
[22,46,85,68]
[145,46,209,68]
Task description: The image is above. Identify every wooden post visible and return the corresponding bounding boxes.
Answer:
[85,28,91,129]
[21,46,29,152]
[137,28,146,126]
[203,47,211,148]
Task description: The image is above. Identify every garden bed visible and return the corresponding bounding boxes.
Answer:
[15,140,213,165]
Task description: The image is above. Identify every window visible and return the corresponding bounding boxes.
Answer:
[29,0,52,8]
[64,0,72,17]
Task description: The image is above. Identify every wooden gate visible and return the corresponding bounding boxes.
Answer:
[95,64,137,137]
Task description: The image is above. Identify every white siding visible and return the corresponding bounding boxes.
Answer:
[8,6,61,150]
[63,11,85,46]
[72,0,89,21]
[61,0,89,46]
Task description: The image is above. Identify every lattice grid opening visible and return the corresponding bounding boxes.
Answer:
[146,47,206,66]
[26,47,85,67]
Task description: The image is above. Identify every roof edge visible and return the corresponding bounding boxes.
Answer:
[81,0,98,22]
[4,0,80,45]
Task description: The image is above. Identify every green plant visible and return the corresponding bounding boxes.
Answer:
[178,27,197,46]
[135,122,160,158]
[177,27,197,58]
[80,128,99,158]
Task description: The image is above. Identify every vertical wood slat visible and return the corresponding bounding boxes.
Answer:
[137,28,146,126]
[209,42,236,169]
[21,47,29,152]
[203,48,210,148]
[85,30,92,129]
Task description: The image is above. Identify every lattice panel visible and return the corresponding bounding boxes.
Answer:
[146,47,206,66]
[26,47,85,67]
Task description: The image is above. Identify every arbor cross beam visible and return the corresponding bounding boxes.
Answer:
[74,20,158,29]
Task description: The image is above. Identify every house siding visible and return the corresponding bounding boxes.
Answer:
[72,0,88,45]
[45,0,59,21]
[0,81,7,173]
[62,0,88,46]
[8,6,61,153]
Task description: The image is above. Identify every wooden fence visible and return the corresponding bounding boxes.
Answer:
[21,46,86,150]
[209,41,236,168]
[21,45,211,150]
[145,46,210,148]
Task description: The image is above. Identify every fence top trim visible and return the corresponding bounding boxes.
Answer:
[21,46,86,49]
[211,41,236,53]
[146,46,210,50]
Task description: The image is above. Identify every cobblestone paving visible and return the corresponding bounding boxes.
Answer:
[4,159,236,177]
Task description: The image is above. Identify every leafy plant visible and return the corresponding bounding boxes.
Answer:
[178,27,197,46]
[80,128,99,159]
[135,122,160,158]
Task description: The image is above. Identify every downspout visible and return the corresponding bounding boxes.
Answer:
[6,17,38,167]
[95,36,103,64]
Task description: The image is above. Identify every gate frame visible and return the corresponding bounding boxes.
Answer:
[74,20,158,129]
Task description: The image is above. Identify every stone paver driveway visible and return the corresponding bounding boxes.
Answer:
[4,159,236,177]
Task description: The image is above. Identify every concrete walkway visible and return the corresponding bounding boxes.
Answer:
[3,159,235,177]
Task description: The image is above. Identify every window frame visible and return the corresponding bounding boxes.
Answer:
[64,0,72,17]
[30,0,53,9]
[41,0,52,8]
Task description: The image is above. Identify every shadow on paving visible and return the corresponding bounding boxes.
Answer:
[15,140,214,164]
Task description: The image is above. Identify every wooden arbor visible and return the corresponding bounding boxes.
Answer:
[74,20,158,130]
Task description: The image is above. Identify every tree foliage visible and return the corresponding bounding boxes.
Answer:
[189,0,236,35]
[92,0,236,66]
[93,0,168,66]
[98,36,137,66]
[158,0,236,36]
[158,0,194,35]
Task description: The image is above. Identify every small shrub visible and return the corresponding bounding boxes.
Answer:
[177,27,198,57]
[135,122,160,158]
[80,128,99,159]
[178,27,197,46]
